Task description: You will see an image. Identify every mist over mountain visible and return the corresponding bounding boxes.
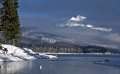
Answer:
[17,26,119,51]
[20,27,85,46]
[14,27,120,54]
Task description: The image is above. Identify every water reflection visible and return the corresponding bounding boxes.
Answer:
[0,61,33,74]
[0,55,120,74]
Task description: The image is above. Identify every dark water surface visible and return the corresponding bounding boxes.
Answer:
[0,54,120,74]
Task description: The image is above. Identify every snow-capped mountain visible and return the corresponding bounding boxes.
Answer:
[59,15,112,32]
[60,15,86,27]
[70,15,86,22]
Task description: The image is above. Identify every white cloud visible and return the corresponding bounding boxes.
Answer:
[86,24,112,32]
[59,14,112,32]
[66,23,85,27]
[86,24,93,28]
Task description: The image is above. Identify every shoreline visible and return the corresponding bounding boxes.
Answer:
[45,52,120,55]
[0,53,120,62]
[0,44,119,62]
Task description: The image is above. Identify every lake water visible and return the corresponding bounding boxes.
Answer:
[0,54,120,74]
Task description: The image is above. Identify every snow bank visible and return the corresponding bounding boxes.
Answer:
[0,44,57,61]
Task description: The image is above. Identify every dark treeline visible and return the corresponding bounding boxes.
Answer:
[17,43,82,53]
[16,43,120,53]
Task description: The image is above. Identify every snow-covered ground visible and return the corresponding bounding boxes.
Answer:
[0,44,57,61]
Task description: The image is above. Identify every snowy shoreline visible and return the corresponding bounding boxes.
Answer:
[0,44,57,62]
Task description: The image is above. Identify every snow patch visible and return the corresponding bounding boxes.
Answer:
[41,37,57,43]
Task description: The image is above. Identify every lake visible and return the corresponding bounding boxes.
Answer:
[0,54,120,74]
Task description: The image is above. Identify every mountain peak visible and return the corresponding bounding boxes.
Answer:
[70,15,86,22]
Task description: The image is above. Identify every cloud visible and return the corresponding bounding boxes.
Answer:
[59,15,112,32]
[104,33,120,43]
[86,24,112,32]
[92,43,119,49]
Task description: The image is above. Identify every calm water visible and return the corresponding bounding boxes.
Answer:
[0,54,120,74]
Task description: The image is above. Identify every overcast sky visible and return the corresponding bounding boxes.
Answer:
[18,0,120,48]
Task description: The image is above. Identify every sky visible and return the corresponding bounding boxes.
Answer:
[18,0,120,48]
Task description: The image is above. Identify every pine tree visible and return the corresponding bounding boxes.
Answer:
[0,0,3,31]
[0,0,21,44]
